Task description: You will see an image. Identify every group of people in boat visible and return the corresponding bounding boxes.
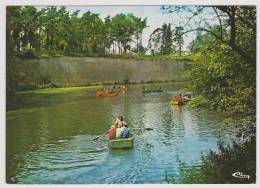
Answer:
[107,116,131,140]
[112,85,126,89]
[101,85,126,92]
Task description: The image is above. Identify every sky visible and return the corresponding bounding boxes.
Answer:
[36,5,218,51]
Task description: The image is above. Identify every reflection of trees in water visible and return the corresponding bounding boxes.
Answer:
[160,105,185,144]
[187,109,238,143]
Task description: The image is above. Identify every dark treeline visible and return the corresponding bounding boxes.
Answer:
[7,6,188,58]
[7,6,149,58]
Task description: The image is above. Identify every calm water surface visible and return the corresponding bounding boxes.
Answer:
[6,83,240,183]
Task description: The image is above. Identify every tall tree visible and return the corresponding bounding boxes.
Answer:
[111,13,135,54]
[7,6,148,56]
[173,26,184,56]
[81,11,106,55]
[130,15,147,53]
[148,23,174,55]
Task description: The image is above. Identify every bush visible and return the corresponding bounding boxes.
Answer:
[46,82,61,88]
[17,48,39,59]
[186,96,211,109]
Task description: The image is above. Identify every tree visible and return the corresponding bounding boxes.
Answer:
[81,11,106,55]
[187,30,211,53]
[161,6,256,68]
[173,26,184,56]
[111,13,136,54]
[148,23,174,55]
[103,16,114,54]
[6,6,148,56]
[67,10,83,54]
[181,6,256,113]
[130,15,147,53]
[6,6,21,109]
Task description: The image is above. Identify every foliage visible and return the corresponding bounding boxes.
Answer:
[186,96,211,109]
[185,40,255,114]
[6,6,148,57]
[148,23,174,55]
[182,7,256,114]
[17,48,39,59]
[173,26,184,56]
[187,31,212,53]
[178,6,256,181]
[162,6,256,68]
[105,53,197,62]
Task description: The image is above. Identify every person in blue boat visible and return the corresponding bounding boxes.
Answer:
[121,122,130,138]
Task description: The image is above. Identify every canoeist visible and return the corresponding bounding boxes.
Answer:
[173,94,183,103]
[114,115,124,127]
[116,127,123,138]
[107,125,117,140]
[107,116,123,140]
[121,123,130,138]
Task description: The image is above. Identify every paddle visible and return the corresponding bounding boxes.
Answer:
[132,127,154,131]
[93,130,109,141]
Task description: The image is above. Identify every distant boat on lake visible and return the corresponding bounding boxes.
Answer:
[96,90,118,97]
[142,86,163,94]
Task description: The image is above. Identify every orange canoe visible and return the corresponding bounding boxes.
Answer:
[171,100,181,105]
[96,90,118,97]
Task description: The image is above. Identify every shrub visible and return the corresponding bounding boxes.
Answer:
[17,48,39,59]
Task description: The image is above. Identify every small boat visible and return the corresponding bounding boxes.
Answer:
[109,137,134,149]
[142,88,163,93]
[96,90,118,97]
[171,100,181,105]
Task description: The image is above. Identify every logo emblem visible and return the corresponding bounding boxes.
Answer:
[232,172,250,179]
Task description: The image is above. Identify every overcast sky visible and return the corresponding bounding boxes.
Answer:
[37,5,217,51]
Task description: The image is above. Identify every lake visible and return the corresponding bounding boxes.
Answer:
[6,82,240,183]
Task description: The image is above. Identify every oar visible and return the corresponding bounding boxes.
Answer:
[132,127,154,131]
[93,130,109,141]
